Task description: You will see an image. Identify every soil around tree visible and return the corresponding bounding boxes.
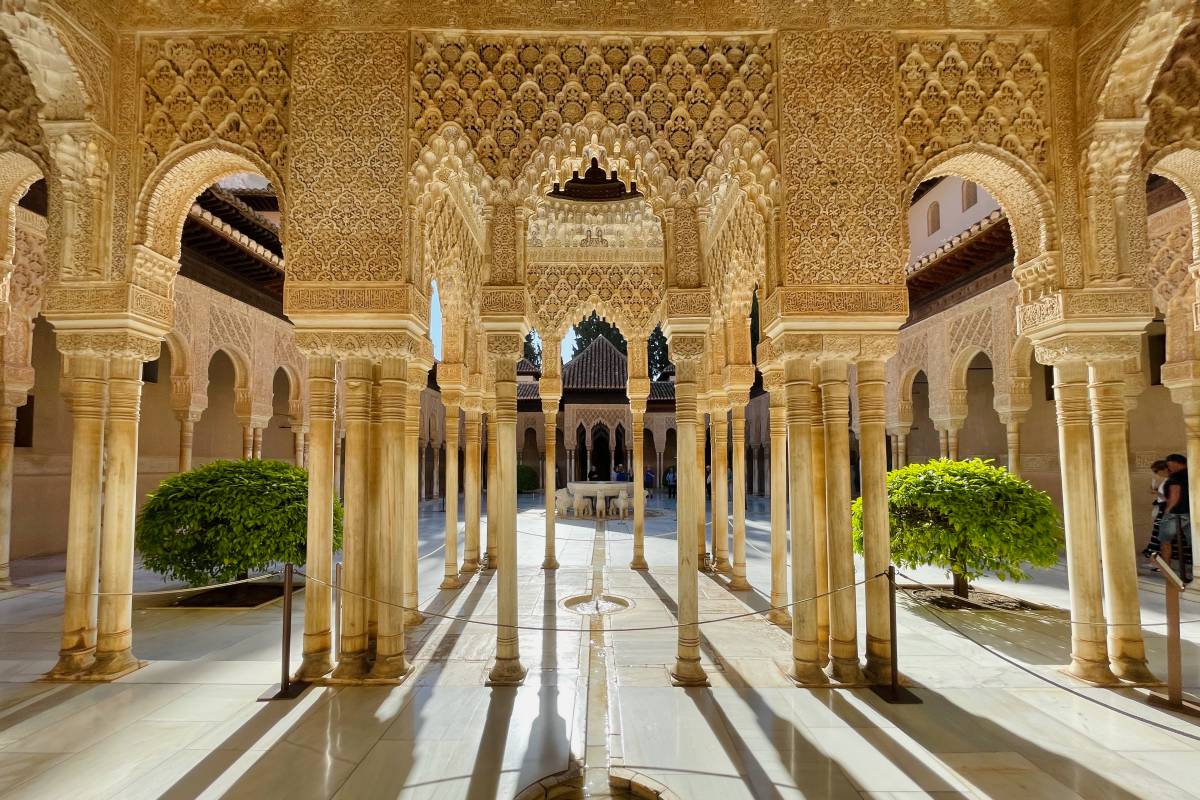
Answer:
[906,586,1050,612]
[173,581,296,608]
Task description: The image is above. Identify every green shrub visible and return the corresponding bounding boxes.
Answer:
[136,459,344,586]
[852,458,1061,598]
[517,463,539,492]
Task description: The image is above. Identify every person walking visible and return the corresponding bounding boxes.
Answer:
[1143,459,1170,566]
[1159,453,1193,583]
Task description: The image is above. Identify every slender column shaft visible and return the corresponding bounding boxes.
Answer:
[857,360,892,683]
[367,385,381,638]
[810,384,830,665]
[92,356,145,677]
[177,416,194,472]
[1088,359,1153,681]
[670,342,706,685]
[485,413,498,566]
[372,357,409,678]
[896,431,908,469]
[947,427,959,460]
[462,408,482,572]
[432,447,440,498]
[821,360,863,683]
[630,410,648,569]
[711,414,730,573]
[487,343,525,686]
[784,360,825,683]
[298,355,336,679]
[1005,419,1021,476]
[442,405,461,588]
[938,428,949,459]
[49,355,106,676]
[1052,360,1116,683]
[543,410,559,569]
[730,400,750,590]
[0,405,14,588]
[404,372,427,626]
[333,358,373,678]
[418,443,426,501]
[697,411,707,565]
[241,425,253,459]
[252,426,264,459]
[294,429,305,468]
[766,381,789,626]
[334,433,344,500]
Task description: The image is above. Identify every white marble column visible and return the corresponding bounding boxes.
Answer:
[298,354,337,680]
[462,404,482,573]
[371,356,410,679]
[241,423,253,459]
[1088,357,1154,682]
[175,410,200,472]
[404,365,430,626]
[711,407,730,573]
[1001,413,1022,476]
[432,446,441,500]
[293,428,306,468]
[810,383,830,666]
[0,403,15,588]
[333,357,373,678]
[484,407,498,567]
[729,392,750,590]
[762,367,789,627]
[857,357,892,684]
[821,358,864,683]
[630,406,648,570]
[252,425,264,459]
[486,334,526,686]
[543,405,559,569]
[696,403,708,567]
[441,400,461,590]
[92,353,148,678]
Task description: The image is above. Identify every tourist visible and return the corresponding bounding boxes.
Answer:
[1142,459,1170,564]
[665,466,676,498]
[1158,453,1193,583]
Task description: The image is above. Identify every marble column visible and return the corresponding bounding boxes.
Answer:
[432,446,441,500]
[252,426,264,459]
[176,410,199,472]
[461,405,482,573]
[1088,357,1154,682]
[857,358,892,684]
[241,424,253,459]
[1046,357,1116,684]
[48,354,106,677]
[810,384,830,665]
[418,441,426,501]
[293,428,306,468]
[729,393,751,590]
[1002,414,1022,476]
[821,359,864,683]
[334,432,344,500]
[696,404,707,567]
[404,366,429,626]
[298,354,337,680]
[0,403,15,588]
[487,334,526,686]
[442,400,462,589]
[763,368,790,626]
[367,380,382,639]
[333,357,373,679]
[371,356,410,679]
[543,406,559,569]
[667,333,707,686]
[485,408,498,567]
[92,354,146,678]
[894,427,909,469]
[630,406,648,570]
[711,408,731,573]
[783,356,825,684]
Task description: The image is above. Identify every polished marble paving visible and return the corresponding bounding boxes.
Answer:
[0,495,1198,798]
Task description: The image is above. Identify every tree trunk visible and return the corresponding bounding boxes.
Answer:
[951,570,969,599]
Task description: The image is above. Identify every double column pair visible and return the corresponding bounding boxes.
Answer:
[708,389,752,589]
[49,331,160,680]
[298,352,428,682]
[1038,338,1154,684]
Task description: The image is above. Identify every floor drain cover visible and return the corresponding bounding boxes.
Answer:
[562,593,632,615]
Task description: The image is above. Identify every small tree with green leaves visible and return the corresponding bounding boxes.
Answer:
[517,463,539,492]
[852,458,1061,598]
[136,459,344,586]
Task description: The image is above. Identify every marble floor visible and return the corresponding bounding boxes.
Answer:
[0,494,1198,799]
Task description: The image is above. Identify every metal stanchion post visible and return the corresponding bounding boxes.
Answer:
[871,566,922,705]
[1147,555,1200,716]
[259,563,308,701]
[333,562,343,660]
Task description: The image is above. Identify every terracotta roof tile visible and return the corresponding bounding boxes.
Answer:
[517,358,540,376]
[517,382,541,400]
[563,336,627,390]
[649,381,675,401]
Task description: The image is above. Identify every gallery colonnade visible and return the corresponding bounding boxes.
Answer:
[0,2,1196,691]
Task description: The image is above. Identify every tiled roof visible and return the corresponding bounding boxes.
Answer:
[517,358,540,376]
[649,381,675,401]
[517,382,541,401]
[563,336,627,391]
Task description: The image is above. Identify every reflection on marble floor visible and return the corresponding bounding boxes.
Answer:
[0,495,1198,799]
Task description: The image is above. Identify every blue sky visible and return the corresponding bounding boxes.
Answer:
[429,281,576,365]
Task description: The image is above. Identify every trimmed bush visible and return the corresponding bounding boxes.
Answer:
[517,463,539,492]
[852,458,1061,598]
[136,459,344,586]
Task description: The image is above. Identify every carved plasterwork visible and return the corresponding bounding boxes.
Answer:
[1147,198,1192,309]
[0,4,94,123]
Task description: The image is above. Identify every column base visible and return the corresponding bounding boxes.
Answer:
[45,648,95,679]
[629,556,649,571]
[486,658,527,686]
[439,575,462,590]
[296,650,334,681]
[1061,656,1119,686]
[863,655,893,686]
[767,608,792,626]
[786,661,830,687]
[330,651,371,680]
[460,558,481,574]
[826,656,866,685]
[728,576,751,591]
[404,609,426,627]
[1111,656,1159,685]
[542,558,560,570]
[88,649,143,680]
[368,654,412,682]
[669,658,710,687]
[713,557,732,574]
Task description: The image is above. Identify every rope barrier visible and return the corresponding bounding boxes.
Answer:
[894,570,1200,628]
[294,567,889,633]
[3,570,283,598]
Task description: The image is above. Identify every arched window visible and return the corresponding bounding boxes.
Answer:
[926,201,941,236]
[962,180,978,210]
